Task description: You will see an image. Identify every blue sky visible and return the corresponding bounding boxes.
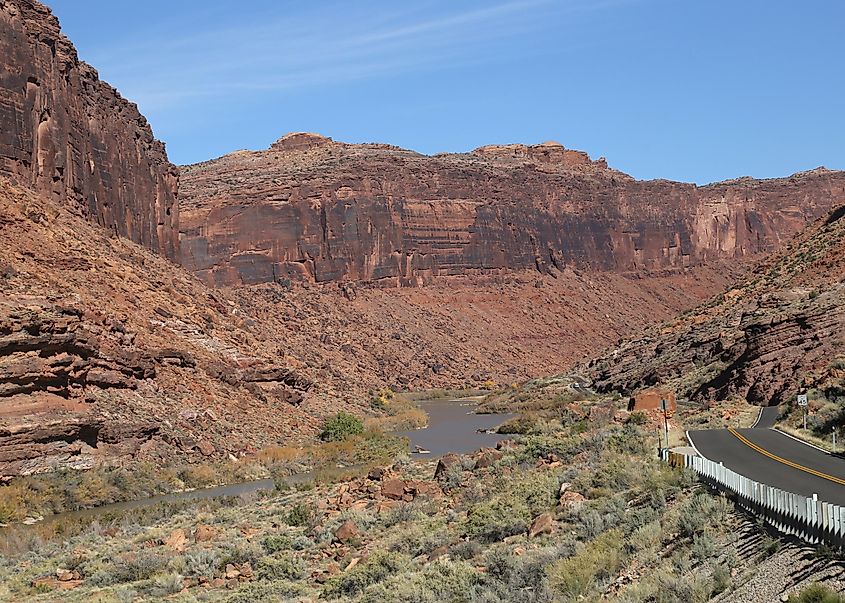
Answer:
[48,0,844,183]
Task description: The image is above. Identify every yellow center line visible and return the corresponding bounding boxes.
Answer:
[727,428,845,486]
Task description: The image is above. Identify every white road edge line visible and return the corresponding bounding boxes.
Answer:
[750,407,763,429]
[685,430,704,458]
[771,426,832,455]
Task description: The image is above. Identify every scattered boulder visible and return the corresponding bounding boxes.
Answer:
[367,467,385,481]
[473,448,503,470]
[528,512,555,538]
[560,490,587,511]
[194,524,217,543]
[55,568,80,582]
[239,562,254,581]
[434,454,461,480]
[334,520,358,543]
[224,563,241,580]
[381,479,406,500]
[429,544,450,561]
[163,528,187,552]
[32,576,82,591]
[344,557,361,572]
[196,440,216,457]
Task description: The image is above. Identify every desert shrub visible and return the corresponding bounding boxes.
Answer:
[0,483,36,523]
[691,532,716,563]
[224,581,304,603]
[627,411,648,425]
[517,434,580,462]
[511,474,559,516]
[652,572,713,603]
[451,540,483,560]
[359,559,481,603]
[386,519,449,557]
[285,503,313,527]
[184,549,219,578]
[760,534,781,558]
[577,510,605,539]
[109,551,170,584]
[789,583,845,603]
[262,534,292,554]
[72,472,122,508]
[485,546,558,595]
[218,542,263,570]
[629,520,662,553]
[256,554,305,581]
[437,462,465,492]
[464,473,558,542]
[178,465,220,488]
[464,496,531,542]
[546,529,624,598]
[607,425,650,456]
[587,452,638,492]
[320,412,364,442]
[370,390,391,411]
[712,563,731,595]
[677,493,729,538]
[322,551,409,599]
[497,414,545,435]
[624,501,661,534]
[148,572,184,597]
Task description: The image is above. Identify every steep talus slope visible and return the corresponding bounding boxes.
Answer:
[585,203,845,406]
[179,132,845,287]
[229,262,744,393]
[0,0,178,259]
[0,179,321,476]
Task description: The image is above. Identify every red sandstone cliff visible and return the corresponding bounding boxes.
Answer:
[0,0,179,259]
[179,132,845,287]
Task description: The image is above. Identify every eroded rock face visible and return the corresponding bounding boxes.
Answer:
[586,204,845,406]
[0,0,179,259]
[0,304,160,475]
[0,181,315,477]
[179,135,845,287]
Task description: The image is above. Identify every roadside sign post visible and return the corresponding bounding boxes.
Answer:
[660,398,669,449]
[797,394,808,430]
[834,428,837,454]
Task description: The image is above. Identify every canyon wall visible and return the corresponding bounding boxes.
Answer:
[0,0,179,259]
[179,133,845,287]
[585,203,845,406]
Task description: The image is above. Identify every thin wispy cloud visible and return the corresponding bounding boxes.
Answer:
[86,0,630,111]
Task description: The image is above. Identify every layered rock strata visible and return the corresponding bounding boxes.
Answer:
[179,132,845,287]
[586,204,845,406]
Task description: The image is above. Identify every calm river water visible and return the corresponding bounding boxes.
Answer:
[392,398,515,456]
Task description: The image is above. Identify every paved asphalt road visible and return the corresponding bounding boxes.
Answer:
[688,413,845,504]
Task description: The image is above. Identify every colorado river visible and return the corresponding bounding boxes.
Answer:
[392,398,515,456]
[3,397,513,531]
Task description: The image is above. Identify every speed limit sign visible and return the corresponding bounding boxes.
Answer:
[797,394,808,407]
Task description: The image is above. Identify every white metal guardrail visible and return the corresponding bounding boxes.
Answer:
[661,448,845,548]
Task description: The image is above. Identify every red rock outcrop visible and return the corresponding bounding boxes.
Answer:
[0,0,179,259]
[179,134,845,287]
[0,180,315,476]
[586,203,845,406]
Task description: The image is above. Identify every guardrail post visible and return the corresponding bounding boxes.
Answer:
[839,507,845,550]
